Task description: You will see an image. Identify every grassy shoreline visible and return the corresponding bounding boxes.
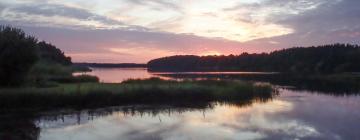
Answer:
[0,78,276,112]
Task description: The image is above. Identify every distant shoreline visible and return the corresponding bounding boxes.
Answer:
[74,63,147,68]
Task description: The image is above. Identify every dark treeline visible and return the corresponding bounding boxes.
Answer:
[148,44,360,73]
[37,41,72,65]
[0,26,76,87]
[74,63,147,68]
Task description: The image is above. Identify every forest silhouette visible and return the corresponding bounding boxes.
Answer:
[148,44,360,73]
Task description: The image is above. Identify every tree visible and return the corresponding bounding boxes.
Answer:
[0,26,38,86]
[37,41,72,65]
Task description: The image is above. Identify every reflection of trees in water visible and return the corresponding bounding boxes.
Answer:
[0,77,277,139]
[154,73,360,95]
[38,99,265,122]
[0,95,274,140]
[37,98,273,127]
[0,115,40,140]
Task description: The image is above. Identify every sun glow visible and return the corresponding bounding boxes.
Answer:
[2,0,350,63]
[200,51,222,56]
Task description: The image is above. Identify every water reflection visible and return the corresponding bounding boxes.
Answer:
[0,115,40,140]
[0,97,271,140]
[74,68,156,83]
[36,90,360,140]
[31,90,360,140]
[1,88,359,140]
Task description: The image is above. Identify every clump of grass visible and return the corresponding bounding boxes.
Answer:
[0,78,276,112]
[26,62,97,87]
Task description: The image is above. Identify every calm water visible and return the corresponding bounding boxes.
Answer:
[6,68,360,140]
[36,90,360,140]
[76,68,276,83]
[75,68,155,83]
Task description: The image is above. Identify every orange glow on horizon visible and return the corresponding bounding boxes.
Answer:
[200,51,222,56]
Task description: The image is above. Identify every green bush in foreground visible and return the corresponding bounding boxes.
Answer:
[0,78,276,112]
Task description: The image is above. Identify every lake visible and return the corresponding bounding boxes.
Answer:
[5,68,360,140]
[74,68,277,83]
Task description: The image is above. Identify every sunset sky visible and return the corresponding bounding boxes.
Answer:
[1,0,359,63]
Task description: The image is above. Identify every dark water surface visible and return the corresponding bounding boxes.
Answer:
[4,68,360,140]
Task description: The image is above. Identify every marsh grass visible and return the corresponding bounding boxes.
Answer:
[0,78,276,112]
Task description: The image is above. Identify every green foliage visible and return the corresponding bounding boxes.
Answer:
[28,62,99,86]
[37,41,71,65]
[31,62,73,77]
[0,25,81,87]
[0,26,38,86]
[28,62,75,86]
[148,44,360,73]
[0,78,275,111]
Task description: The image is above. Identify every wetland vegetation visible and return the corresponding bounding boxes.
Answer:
[0,78,275,112]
